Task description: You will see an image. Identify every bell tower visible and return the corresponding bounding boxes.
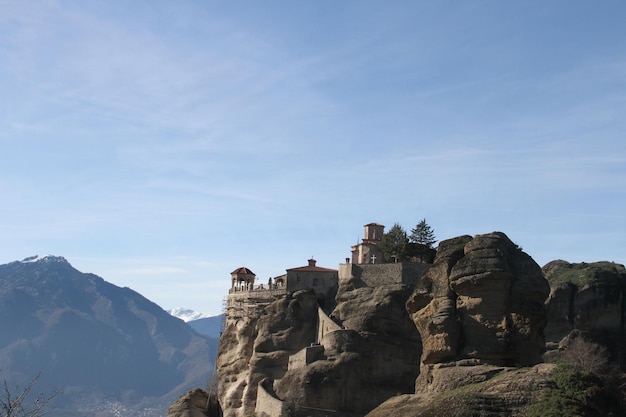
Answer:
[351,223,385,264]
[231,267,256,291]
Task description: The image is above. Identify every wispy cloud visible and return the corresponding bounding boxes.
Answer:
[1,1,625,313]
[111,267,188,276]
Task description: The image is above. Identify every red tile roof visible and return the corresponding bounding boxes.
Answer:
[286,265,337,273]
[231,267,256,275]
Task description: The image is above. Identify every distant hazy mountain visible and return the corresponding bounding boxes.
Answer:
[167,308,223,339]
[0,255,215,417]
[167,307,214,322]
[188,315,223,339]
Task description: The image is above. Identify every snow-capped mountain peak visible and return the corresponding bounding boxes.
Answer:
[167,307,213,322]
[20,255,67,264]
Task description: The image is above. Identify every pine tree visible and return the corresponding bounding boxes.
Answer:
[410,219,436,248]
[378,223,409,262]
[408,219,436,262]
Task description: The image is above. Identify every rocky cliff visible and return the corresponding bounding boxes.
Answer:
[370,237,626,417]
[366,363,557,417]
[542,260,626,366]
[213,232,553,417]
[406,232,550,390]
[217,277,421,417]
[543,260,626,343]
[273,282,421,416]
[166,389,217,417]
[170,232,626,417]
[217,290,320,416]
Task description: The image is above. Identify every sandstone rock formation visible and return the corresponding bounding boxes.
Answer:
[273,282,421,416]
[166,388,217,417]
[217,290,320,417]
[406,232,550,390]
[543,260,626,345]
[217,271,422,417]
[210,231,626,417]
[365,363,556,417]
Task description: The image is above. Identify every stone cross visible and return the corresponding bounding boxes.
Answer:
[370,254,377,264]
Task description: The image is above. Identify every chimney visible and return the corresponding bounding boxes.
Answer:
[308,258,317,267]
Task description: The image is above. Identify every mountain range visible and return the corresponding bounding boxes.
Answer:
[0,255,218,417]
[168,308,224,339]
[168,307,215,323]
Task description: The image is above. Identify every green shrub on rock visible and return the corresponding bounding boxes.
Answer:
[527,364,621,417]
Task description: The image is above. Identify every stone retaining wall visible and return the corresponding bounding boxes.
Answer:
[317,306,342,342]
[288,344,325,370]
[255,378,284,417]
[339,262,429,287]
[226,289,286,320]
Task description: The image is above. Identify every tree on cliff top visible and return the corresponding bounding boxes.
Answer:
[379,223,409,262]
[408,219,436,263]
[409,219,436,248]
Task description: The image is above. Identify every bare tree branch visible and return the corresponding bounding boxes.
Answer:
[0,372,60,417]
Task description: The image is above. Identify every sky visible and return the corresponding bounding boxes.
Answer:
[1,1,625,315]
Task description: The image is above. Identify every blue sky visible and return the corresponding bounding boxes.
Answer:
[1,1,625,315]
